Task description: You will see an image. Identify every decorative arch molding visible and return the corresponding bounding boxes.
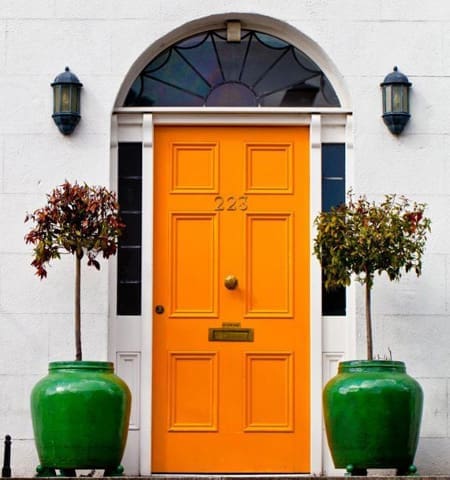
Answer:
[114,13,351,109]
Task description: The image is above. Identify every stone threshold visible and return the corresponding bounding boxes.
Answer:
[6,477,450,479]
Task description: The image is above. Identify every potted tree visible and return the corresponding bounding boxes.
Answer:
[314,192,431,476]
[25,181,131,477]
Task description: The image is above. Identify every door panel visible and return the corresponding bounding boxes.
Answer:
[246,214,293,316]
[170,213,218,316]
[244,352,294,431]
[152,126,310,473]
[168,352,218,431]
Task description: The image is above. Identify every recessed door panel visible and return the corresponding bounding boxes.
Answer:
[245,214,293,316]
[168,352,218,431]
[244,352,294,432]
[245,143,293,193]
[170,213,218,316]
[153,126,310,473]
[171,143,219,193]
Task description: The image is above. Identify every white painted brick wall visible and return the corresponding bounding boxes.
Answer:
[0,0,449,475]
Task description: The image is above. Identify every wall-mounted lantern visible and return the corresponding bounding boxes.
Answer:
[51,67,83,135]
[380,66,411,135]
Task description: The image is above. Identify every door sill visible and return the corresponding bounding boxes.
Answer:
[149,475,313,478]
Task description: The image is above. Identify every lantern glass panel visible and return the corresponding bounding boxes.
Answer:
[60,85,72,112]
[392,85,402,112]
[71,86,80,113]
[384,85,392,113]
[53,86,61,114]
[402,85,409,112]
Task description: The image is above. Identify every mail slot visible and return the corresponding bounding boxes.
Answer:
[208,327,254,342]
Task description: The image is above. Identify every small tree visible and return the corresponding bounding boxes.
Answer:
[25,181,125,361]
[313,192,431,360]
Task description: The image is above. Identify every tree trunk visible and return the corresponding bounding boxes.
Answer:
[75,255,82,361]
[365,279,373,361]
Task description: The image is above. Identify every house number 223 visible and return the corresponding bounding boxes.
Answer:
[214,195,248,211]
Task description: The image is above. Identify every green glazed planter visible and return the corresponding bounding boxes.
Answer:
[31,361,131,477]
[323,360,423,476]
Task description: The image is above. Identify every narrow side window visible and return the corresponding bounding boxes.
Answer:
[117,142,142,315]
[322,143,345,316]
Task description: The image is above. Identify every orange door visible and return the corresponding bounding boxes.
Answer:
[152,125,310,473]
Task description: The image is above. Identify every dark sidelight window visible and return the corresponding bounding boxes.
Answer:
[117,143,142,315]
[322,143,346,316]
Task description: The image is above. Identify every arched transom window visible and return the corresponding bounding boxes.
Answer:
[124,28,340,107]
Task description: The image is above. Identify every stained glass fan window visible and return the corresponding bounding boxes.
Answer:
[124,29,340,107]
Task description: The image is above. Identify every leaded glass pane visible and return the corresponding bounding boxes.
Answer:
[124,29,340,107]
[254,32,289,49]
[177,34,223,86]
[214,30,251,81]
[126,76,203,106]
[206,82,257,106]
[315,77,340,107]
[240,32,289,88]
[255,50,318,98]
[148,50,209,97]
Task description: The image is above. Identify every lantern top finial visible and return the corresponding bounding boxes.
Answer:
[51,67,83,87]
[381,66,411,87]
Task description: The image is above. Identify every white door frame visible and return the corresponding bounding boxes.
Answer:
[110,108,355,475]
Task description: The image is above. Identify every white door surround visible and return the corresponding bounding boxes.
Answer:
[110,109,354,475]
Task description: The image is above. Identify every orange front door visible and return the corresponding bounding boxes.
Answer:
[152,125,310,473]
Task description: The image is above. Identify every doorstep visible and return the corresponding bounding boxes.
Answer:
[0,473,450,480]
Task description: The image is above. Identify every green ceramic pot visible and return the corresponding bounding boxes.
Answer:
[323,360,423,475]
[31,361,131,476]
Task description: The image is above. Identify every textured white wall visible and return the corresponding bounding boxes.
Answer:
[0,0,449,475]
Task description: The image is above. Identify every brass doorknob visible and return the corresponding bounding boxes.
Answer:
[224,275,238,290]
